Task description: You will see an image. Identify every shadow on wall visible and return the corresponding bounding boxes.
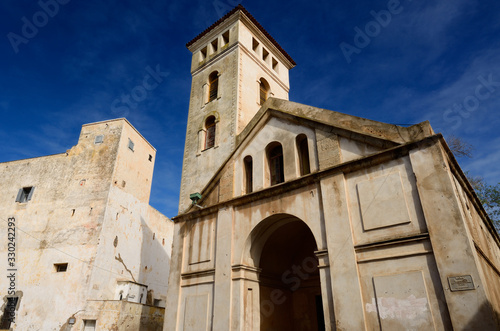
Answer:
[128,216,170,331]
[138,215,171,307]
[463,302,500,329]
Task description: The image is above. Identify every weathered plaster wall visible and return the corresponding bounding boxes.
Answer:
[166,132,500,330]
[344,156,451,329]
[88,185,172,306]
[315,127,341,170]
[111,121,156,204]
[233,117,317,195]
[452,171,500,324]
[0,120,121,330]
[345,156,426,245]
[77,300,164,331]
[237,21,290,133]
[409,141,498,329]
[338,135,383,163]
[0,119,173,330]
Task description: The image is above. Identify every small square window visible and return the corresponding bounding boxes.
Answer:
[200,46,207,61]
[15,186,34,203]
[94,135,104,144]
[222,30,229,46]
[252,38,259,52]
[83,319,96,331]
[148,154,153,162]
[211,39,218,52]
[55,263,68,272]
[272,58,279,72]
[262,48,269,63]
[128,139,134,151]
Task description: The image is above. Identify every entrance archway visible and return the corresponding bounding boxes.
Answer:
[249,215,325,331]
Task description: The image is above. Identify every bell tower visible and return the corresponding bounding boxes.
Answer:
[178,5,296,212]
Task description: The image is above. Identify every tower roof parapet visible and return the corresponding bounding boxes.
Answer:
[186,4,296,66]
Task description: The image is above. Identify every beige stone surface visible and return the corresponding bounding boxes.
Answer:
[0,119,173,330]
[409,142,498,330]
[167,5,500,331]
[315,128,341,170]
[78,300,165,331]
[167,107,500,330]
[356,172,411,231]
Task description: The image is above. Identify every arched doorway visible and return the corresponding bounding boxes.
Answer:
[250,216,325,331]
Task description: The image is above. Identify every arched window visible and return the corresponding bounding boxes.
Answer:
[209,71,219,102]
[259,78,270,105]
[204,116,216,149]
[296,134,311,176]
[244,156,253,194]
[267,142,284,185]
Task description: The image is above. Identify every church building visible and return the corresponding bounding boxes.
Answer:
[166,5,500,330]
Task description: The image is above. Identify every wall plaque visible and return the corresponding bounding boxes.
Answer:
[448,275,475,291]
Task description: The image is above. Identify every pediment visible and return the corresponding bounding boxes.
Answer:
[182,98,434,214]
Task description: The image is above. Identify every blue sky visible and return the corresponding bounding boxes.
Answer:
[1,0,499,218]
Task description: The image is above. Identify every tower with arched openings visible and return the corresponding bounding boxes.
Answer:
[178,5,295,213]
[167,5,500,331]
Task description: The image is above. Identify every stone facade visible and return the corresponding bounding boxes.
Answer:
[166,5,500,331]
[0,119,173,330]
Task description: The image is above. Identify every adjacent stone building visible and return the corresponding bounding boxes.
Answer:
[0,119,173,330]
[166,5,500,330]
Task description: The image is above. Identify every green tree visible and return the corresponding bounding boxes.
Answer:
[447,135,500,231]
[470,175,500,230]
